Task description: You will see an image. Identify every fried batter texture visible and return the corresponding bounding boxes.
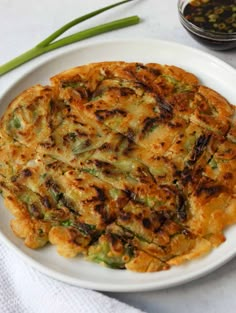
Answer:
[0,62,235,272]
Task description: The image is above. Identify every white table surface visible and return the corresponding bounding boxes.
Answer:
[0,1,236,312]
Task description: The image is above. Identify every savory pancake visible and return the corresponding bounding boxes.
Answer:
[0,61,235,272]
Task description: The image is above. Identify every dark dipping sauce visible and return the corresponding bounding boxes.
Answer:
[182,0,236,50]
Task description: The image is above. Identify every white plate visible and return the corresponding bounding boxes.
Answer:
[0,39,236,292]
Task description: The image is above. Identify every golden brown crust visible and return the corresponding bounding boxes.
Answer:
[0,61,235,272]
[191,86,234,135]
[0,85,54,148]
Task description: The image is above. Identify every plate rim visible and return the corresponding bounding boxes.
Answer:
[0,38,236,292]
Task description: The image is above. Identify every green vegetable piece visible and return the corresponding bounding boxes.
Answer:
[62,82,84,89]
[8,116,21,131]
[88,234,133,269]
[61,220,72,227]
[13,117,21,129]
[209,157,218,169]
[0,1,140,76]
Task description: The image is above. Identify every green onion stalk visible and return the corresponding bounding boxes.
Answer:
[0,0,140,76]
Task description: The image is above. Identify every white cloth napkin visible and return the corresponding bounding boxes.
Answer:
[0,241,145,313]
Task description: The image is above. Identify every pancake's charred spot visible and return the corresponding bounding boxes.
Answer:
[60,195,74,211]
[100,142,112,151]
[156,96,173,119]
[142,117,159,134]
[20,153,27,160]
[82,195,100,204]
[66,228,78,243]
[94,160,115,177]
[67,170,74,176]
[176,140,182,144]
[75,86,88,99]
[46,161,61,171]
[6,195,13,202]
[195,180,224,198]
[134,81,153,93]
[21,168,32,177]
[150,210,165,225]
[66,114,78,121]
[142,218,151,229]
[109,232,120,246]
[41,196,51,209]
[120,211,131,221]
[33,95,44,102]
[136,166,154,184]
[94,159,108,167]
[147,67,161,76]
[157,210,172,224]
[195,167,203,177]
[95,109,127,121]
[63,132,76,142]
[75,177,83,182]
[92,185,107,202]
[159,99,173,115]
[103,85,128,96]
[160,184,176,195]
[224,172,233,180]
[94,83,135,99]
[180,164,203,186]
[0,181,7,189]
[45,178,60,192]
[182,228,194,238]
[135,64,161,85]
[94,203,105,215]
[180,167,192,185]
[82,139,92,148]
[48,208,68,220]
[124,128,135,141]
[94,203,104,213]
[10,176,17,182]
[92,86,106,98]
[65,131,88,143]
[154,227,167,237]
[123,139,136,156]
[116,194,129,208]
[30,203,43,219]
[86,103,94,110]
[120,87,136,97]
[94,203,112,223]
[75,120,86,127]
[40,136,55,149]
[136,63,146,70]
[77,222,95,236]
[42,86,51,92]
[188,134,211,165]
[45,179,74,210]
[113,138,124,153]
[62,80,88,98]
[168,92,195,112]
[108,233,124,253]
[49,99,58,111]
[124,189,136,200]
[176,193,188,222]
[136,212,142,220]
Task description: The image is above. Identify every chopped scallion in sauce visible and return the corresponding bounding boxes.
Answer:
[184,0,236,33]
